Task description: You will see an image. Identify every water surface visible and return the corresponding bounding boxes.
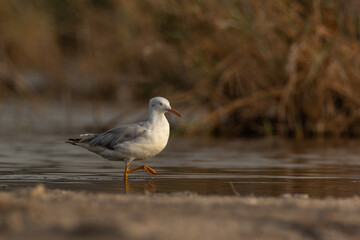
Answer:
[1,135,360,197]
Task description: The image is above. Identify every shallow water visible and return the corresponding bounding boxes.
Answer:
[0,134,360,197]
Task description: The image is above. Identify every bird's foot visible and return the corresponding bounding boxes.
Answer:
[127,165,157,175]
[143,165,157,175]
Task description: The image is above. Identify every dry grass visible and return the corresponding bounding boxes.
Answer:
[1,0,360,137]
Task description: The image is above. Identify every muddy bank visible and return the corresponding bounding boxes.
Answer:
[0,185,359,240]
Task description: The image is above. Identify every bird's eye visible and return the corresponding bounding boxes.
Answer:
[159,102,163,106]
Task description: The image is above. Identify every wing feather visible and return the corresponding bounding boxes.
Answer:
[89,123,147,149]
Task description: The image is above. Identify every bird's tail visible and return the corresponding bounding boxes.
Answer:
[65,138,82,145]
[66,133,97,145]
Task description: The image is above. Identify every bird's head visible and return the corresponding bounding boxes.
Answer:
[149,97,181,117]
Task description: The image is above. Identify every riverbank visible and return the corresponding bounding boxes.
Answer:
[0,185,359,240]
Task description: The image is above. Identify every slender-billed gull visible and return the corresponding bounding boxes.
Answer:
[66,97,181,180]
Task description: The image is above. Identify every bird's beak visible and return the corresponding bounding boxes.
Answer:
[167,108,181,117]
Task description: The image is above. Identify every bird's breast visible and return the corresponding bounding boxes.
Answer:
[148,123,170,152]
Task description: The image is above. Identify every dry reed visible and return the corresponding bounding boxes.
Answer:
[1,0,360,137]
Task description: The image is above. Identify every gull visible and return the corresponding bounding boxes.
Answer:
[66,97,181,180]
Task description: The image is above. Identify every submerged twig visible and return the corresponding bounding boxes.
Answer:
[229,182,240,197]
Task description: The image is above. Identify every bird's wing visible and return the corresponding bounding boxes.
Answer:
[89,123,147,149]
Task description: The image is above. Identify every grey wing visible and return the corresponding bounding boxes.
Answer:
[89,123,147,149]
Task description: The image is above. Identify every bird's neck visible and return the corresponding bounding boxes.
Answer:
[148,111,168,126]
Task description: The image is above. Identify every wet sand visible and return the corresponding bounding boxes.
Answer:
[0,185,359,240]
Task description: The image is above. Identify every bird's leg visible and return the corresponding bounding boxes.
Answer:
[124,164,130,181]
[123,160,156,181]
[124,179,130,193]
[128,165,157,175]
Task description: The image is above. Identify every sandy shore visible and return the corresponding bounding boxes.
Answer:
[0,185,359,240]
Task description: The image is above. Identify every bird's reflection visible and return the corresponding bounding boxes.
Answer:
[124,179,156,193]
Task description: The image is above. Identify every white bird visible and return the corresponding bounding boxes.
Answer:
[66,97,181,180]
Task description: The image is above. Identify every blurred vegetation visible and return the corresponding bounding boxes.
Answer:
[1,0,360,138]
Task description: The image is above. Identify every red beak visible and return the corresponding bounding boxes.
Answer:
[168,108,181,117]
